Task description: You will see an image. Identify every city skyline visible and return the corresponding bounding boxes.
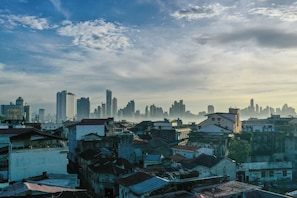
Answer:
[1,94,296,122]
[1,1,297,114]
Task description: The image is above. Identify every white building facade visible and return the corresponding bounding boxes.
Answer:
[56,90,76,123]
[239,162,293,183]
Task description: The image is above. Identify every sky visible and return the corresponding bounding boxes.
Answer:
[1,0,297,115]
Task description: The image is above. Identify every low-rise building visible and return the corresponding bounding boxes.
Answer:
[238,161,293,183]
[143,154,164,168]
[196,108,242,133]
[171,145,213,159]
[0,127,68,183]
[180,154,236,180]
[88,158,133,197]
[188,124,231,157]
[67,118,114,166]
[118,172,168,198]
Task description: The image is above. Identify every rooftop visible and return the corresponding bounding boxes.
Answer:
[181,154,224,169]
[118,172,169,195]
[194,181,290,198]
[68,118,113,127]
[0,182,85,197]
[117,172,153,187]
[171,145,199,152]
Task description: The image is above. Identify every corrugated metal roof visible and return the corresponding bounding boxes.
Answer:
[129,176,168,195]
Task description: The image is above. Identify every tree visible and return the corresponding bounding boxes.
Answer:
[228,139,250,164]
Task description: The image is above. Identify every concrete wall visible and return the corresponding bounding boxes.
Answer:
[10,148,68,182]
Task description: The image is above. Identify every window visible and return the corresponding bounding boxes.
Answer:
[269,170,274,177]
[212,117,215,121]
[283,170,287,177]
[261,171,266,178]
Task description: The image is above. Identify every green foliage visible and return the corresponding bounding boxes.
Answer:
[228,139,251,164]
[235,132,253,142]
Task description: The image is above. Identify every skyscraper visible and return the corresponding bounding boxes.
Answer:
[106,90,112,117]
[39,108,45,123]
[207,105,215,114]
[102,103,106,118]
[112,97,117,117]
[169,100,185,117]
[56,90,76,123]
[77,97,90,121]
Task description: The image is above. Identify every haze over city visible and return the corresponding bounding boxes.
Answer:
[1,0,297,114]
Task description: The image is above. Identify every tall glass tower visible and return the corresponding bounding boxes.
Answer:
[106,90,112,117]
[77,97,90,121]
[56,90,76,123]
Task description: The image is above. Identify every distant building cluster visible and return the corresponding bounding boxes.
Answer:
[241,98,296,119]
[0,97,31,122]
[1,94,296,126]
[54,90,205,124]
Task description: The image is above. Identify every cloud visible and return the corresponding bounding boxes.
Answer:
[50,0,70,19]
[57,19,132,50]
[194,27,297,49]
[1,14,53,30]
[0,63,4,70]
[3,0,297,113]
[171,3,229,21]
[249,2,297,22]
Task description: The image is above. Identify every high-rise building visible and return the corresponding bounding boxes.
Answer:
[112,97,117,117]
[97,106,102,118]
[77,97,90,121]
[102,103,106,118]
[24,105,31,122]
[0,97,31,122]
[250,98,254,109]
[145,106,149,117]
[118,100,135,117]
[169,100,185,117]
[56,90,76,123]
[16,97,24,106]
[39,109,45,123]
[106,90,112,117]
[207,105,215,114]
